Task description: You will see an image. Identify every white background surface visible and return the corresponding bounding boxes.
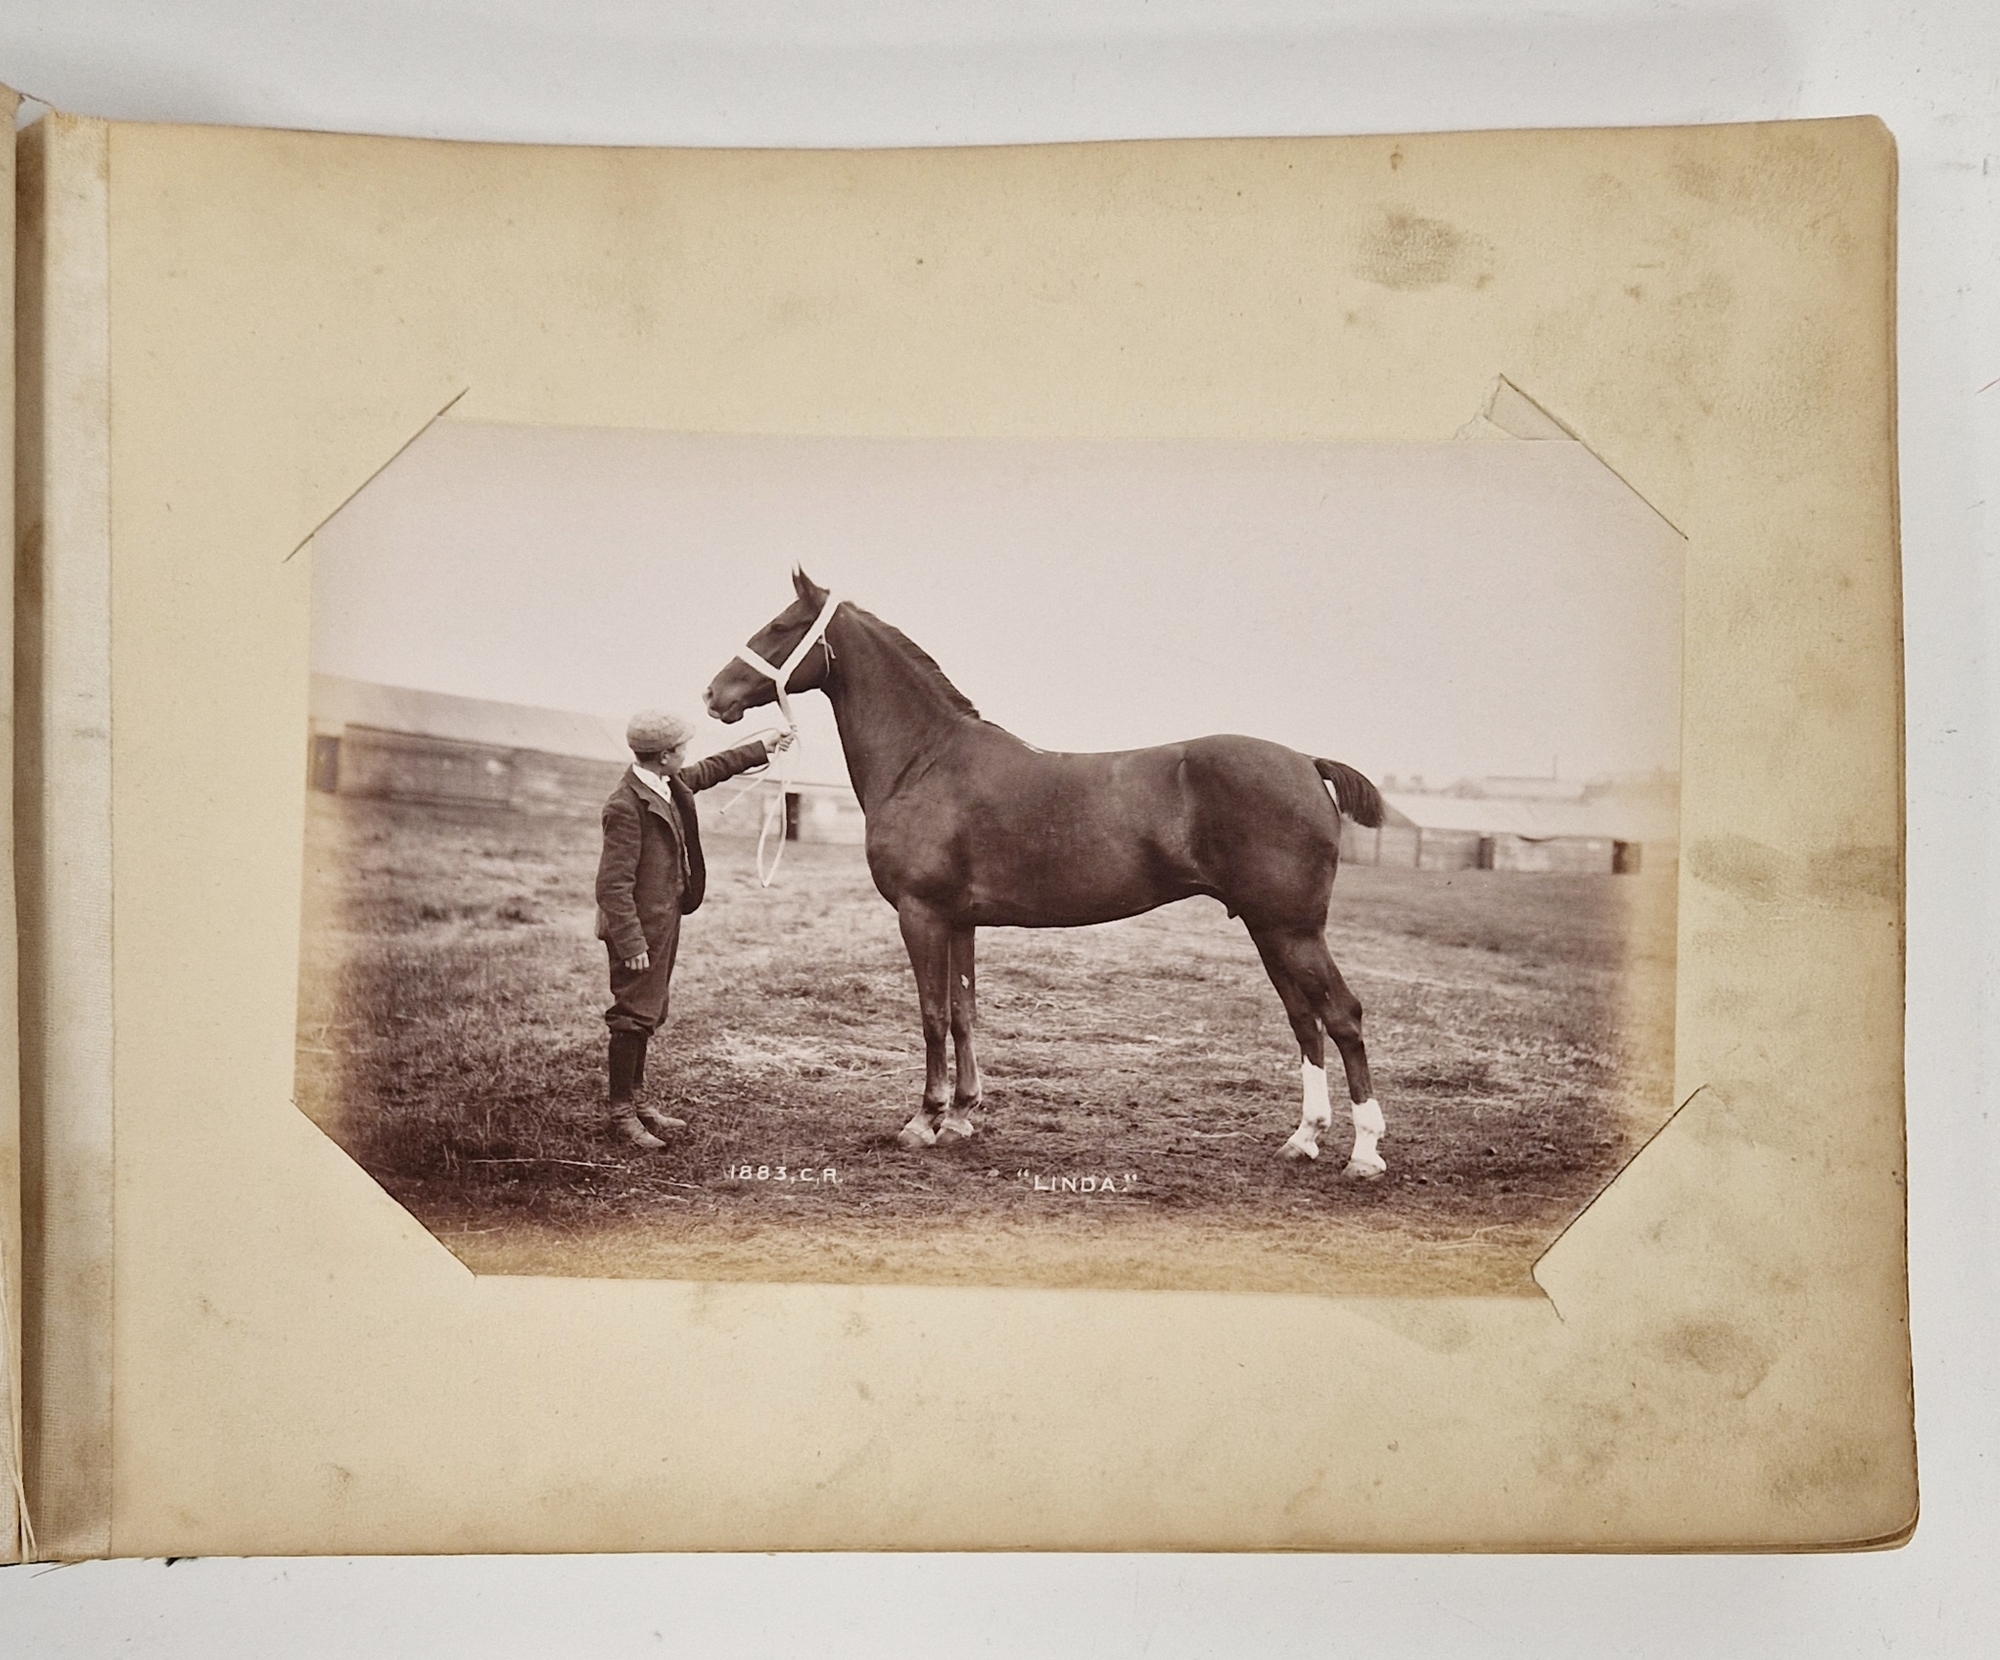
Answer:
[3,3,1994,1655]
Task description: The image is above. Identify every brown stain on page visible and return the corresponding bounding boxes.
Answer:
[1353,211,1493,291]
[1686,835,1900,909]
[1657,1316,1774,1400]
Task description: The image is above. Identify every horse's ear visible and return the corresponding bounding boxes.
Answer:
[792,567,827,605]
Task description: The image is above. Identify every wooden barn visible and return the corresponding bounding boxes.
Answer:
[1340,786,1677,876]
[309,674,873,842]
[307,675,630,814]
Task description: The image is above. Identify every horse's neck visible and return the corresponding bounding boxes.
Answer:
[824,612,972,809]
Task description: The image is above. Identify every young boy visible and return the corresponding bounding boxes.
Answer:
[595,710,789,1148]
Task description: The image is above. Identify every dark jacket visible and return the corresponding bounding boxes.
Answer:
[595,742,768,958]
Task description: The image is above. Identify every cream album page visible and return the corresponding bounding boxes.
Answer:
[24,112,1907,1554]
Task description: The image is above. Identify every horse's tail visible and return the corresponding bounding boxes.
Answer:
[1313,758,1385,828]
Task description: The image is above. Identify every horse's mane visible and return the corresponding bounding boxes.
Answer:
[851,606,981,720]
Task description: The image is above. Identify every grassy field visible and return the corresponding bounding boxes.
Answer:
[294,790,1678,1295]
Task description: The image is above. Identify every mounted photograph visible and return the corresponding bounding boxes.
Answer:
[294,395,1683,1295]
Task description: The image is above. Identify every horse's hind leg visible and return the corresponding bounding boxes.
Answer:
[1248,929,1336,1165]
[1253,928,1386,1178]
[1305,941,1386,1179]
[896,899,953,1150]
[939,924,981,1143]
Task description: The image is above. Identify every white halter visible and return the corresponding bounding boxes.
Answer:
[734,590,842,735]
[732,591,841,888]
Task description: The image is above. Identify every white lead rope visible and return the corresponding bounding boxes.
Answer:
[732,591,842,889]
[706,731,789,819]
[756,784,789,888]
[696,741,792,887]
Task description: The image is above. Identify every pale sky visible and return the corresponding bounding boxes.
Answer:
[310,422,1683,790]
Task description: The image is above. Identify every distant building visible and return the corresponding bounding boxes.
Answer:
[308,675,871,841]
[1340,780,1678,875]
[307,675,630,813]
[1447,774,1591,803]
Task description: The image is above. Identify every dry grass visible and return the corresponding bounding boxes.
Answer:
[295,792,1677,1295]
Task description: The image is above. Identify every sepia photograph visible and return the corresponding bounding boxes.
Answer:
[295,409,1682,1295]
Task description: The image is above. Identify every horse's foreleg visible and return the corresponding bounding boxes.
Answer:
[896,900,953,1150]
[1287,1053,1338,1164]
[939,924,981,1142]
[1250,929,1335,1164]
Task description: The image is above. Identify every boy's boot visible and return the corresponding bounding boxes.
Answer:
[608,1031,664,1149]
[632,1036,687,1135]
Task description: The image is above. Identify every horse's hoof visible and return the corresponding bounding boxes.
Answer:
[937,1114,976,1143]
[898,1121,940,1150]
[1342,1157,1387,1180]
[1280,1134,1320,1163]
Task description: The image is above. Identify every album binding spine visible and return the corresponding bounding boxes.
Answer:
[1,82,23,1565]
[12,107,115,1563]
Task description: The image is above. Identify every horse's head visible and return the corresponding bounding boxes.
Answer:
[704,568,839,724]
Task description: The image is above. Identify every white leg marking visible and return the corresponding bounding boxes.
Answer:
[1303,1059,1334,1129]
[1281,1060,1335,1161]
[1344,1096,1387,1179]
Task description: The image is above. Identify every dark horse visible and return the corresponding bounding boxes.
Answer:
[703,571,1392,1177]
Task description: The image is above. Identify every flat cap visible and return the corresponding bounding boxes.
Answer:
[625,709,696,755]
